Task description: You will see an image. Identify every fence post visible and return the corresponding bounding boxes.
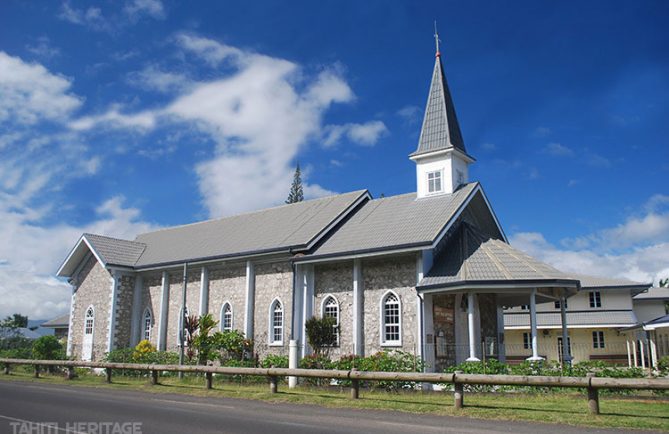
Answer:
[3,363,9,375]
[453,370,464,410]
[269,376,278,394]
[151,370,159,385]
[206,372,213,390]
[350,368,359,399]
[34,364,40,378]
[586,373,599,415]
[67,366,76,380]
[288,340,298,389]
[105,367,112,383]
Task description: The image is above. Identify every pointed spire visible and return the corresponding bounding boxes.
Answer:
[411,31,470,158]
[434,21,441,57]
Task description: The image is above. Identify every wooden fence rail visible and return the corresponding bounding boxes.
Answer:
[2,358,668,415]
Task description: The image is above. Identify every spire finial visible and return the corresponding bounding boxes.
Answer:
[434,21,441,57]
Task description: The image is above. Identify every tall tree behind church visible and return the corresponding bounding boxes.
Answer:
[285,164,304,204]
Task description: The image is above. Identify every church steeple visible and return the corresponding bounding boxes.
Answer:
[411,27,474,198]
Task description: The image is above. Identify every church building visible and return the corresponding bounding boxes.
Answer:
[57,40,582,371]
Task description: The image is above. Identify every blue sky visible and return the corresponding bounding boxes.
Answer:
[0,0,668,319]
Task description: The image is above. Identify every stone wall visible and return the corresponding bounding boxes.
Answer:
[166,270,201,352]
[141,274,163,347]
[362,254,418,357]
[208,263,246,333]
[253,261,293,359]
[69,256,111,361]
[479,293,498,345]
[112,274,135,350]
[314,261,354,358]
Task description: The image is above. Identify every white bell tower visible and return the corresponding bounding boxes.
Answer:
[411,30,474,198]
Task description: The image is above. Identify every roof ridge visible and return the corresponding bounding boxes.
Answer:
[134,189,369,239]
[84,233,145,245]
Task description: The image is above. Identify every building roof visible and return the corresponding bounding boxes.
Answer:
[304,182,480,260]
[0,327,42,340]
[85,233,146,268]
[570,273,650,292]
[633,286,669,301]
[644,314,669,329]
[132,189,369,268]
[418,222,579,292]
[41,314,70,328]
[410,54,470,159]
[504,310,638,329]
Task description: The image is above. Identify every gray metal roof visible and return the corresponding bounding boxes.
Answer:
[569,273,650,291]
[504,310,638,329]
[645,314,669,327]
[307,183,478,259]
[84,233,146,268]
[419,222,579,290]
[411,55,469,158]
[133,190,368,268]
[41,314,70,328]
[633,287,669,300]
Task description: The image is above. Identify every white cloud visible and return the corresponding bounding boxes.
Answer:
[26,36,61,59]
[323,120,388,148]
[397,105,421,124]
[0,51,82,125]
[511,195,669,285]
[69,105,156,131]
[175,33,243,67]
[586,153,612,168]
[544,142,574,157]
[481,142,497,151]
[124,0,165,20]
[58,2,109,32]
[127,64,191,93]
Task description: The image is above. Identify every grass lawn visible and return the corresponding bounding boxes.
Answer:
[1,369,667,432]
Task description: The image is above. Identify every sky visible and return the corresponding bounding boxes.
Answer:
[0,0,668,320]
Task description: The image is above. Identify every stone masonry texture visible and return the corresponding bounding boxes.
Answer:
[253,261,293,359]
[113,274,135,349]
[314,261,354,359]
[207,263,246,334]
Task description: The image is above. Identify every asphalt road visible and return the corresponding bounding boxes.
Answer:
[0,380,652,434]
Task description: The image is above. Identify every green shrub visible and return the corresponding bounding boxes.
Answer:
[260,354,289,368]
[32,335,65,361]
[305,316,338,357]
[214,330,252,363]
[657,355,669,375]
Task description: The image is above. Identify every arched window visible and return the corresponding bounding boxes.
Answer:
[84,306,94,335]
[269,299,283,345]
[142,309,152,341]
[381,292,401,346]
[220,302,233,331]
[321,295,339,346]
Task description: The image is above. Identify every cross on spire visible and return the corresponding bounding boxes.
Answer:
[434,21,441,57]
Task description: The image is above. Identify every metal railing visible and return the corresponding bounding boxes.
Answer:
[1,358,668,415]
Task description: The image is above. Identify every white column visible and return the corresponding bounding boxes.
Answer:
[650,333,658,368]
[66,290,76,357]
[626,340,632,368]
[244,261,255,340]
[106,271,120,353]
[466,292,480,362]
[632,340,638,367]
[301,265,315,358]
[496,304,506,363]
[352,259,364,356]
[288,340,299,388]
[199,266,209,317]
[157,271,169,351]
[129,275,143,347]
[640,340,646,369]
[559,295,571,365]
[527,288,542,361]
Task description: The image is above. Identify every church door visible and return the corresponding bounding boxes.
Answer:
[82,306,94,361]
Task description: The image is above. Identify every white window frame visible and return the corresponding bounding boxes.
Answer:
[269,298,284,346]
[554,300,568,309]
[142,308,152,342]
[220,301,233,332]
[426,170,443,195]
[589,291,602,308]
[592,331,605,349]
[320,294,340,347]
[522,332,531,350]
[84,305,95,336]
[380,291,402,347]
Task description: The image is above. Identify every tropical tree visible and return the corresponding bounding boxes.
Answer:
[285,163,304,204]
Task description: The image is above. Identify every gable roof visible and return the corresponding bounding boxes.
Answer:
[301,183,486,261]
[419,222,579,292]
[57,233,146,277]
[570,273,650,293]
[410,54,470,159]
[132,190,369,268]
[41,314,70,328]
[633,286,669,300]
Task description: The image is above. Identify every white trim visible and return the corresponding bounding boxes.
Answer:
[244,261,255,339]
[415,252,424,363]
[157,271,169,351]
[425,169,444,196]
[505,324,636,330]
[320,294,340,346]
[106,272,120,353]
[379,290,402,347]
[57,235,107,277]
[269,298,284,346]
[82,305,95,361]
[409,147,476,164]
[66,288,76,357]
[129,275,143,347]
[220,301,233,332]
[199,267,209,317]
[352,259,363,356]
[300,265,314,357]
